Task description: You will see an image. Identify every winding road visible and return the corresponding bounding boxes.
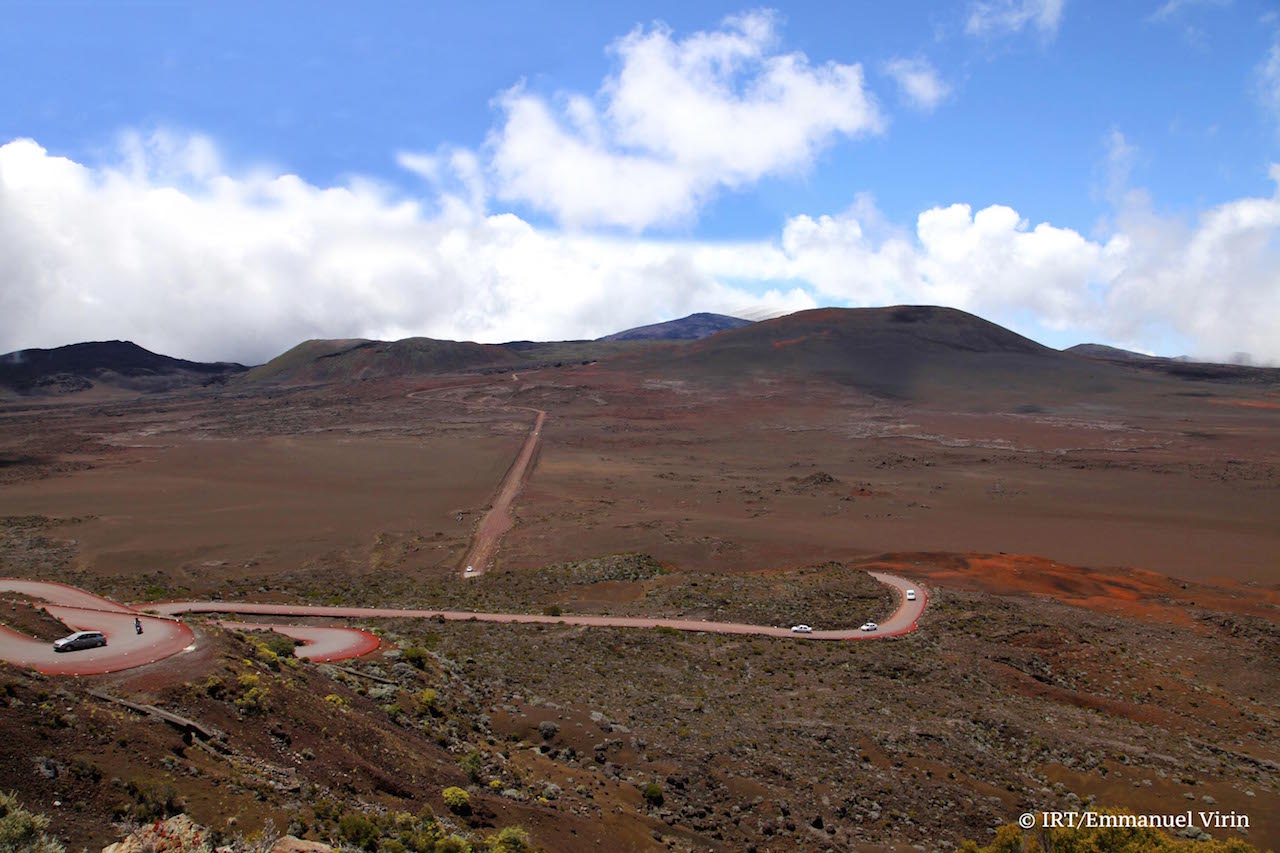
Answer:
[0,384,927,675]
[0,574,927,675]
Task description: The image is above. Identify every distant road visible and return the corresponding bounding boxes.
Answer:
[0,574,927,675]
[0,382,926,675]
[406,387,545,578]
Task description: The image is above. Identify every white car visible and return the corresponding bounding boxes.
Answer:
[790,624,813,634]
[53,630,107,652]
[859,622,878,632]
[465,565,475,574]
[905,589,917,601]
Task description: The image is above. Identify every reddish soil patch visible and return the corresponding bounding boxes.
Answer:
[858,551,1277,627]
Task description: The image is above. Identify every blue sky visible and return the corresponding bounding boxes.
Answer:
[1,1,1278,363]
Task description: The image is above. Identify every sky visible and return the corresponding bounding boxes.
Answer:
[1,0,1278,365]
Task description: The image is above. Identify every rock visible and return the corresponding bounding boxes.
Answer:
[102,815,212,853]
[271,838,335,853]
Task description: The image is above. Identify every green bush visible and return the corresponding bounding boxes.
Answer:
[338,813,378,851]
[441,787,470,814]
[402,647,429,670]
[416,689,438,716]
[119,778,184,822]
[459,751,484,782]
[0,791,65,853]
[434,836,471,853]
[641,782,664,807]
[486,825,532,853]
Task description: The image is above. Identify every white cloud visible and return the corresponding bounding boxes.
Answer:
[2,133,1278,367]
[883,57,951,112]
[966,0,1066,38]
[1258,34,1280,127]
[487,11,882,230]
[0,136,813,365]
[764,173,1280,363]
[1148,0,1231,23]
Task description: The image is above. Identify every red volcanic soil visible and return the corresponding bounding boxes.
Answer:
[852,552,1277,627]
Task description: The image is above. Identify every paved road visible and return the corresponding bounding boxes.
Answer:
[0,574,926,674]
[0,581,193,676]
[215,621,381,662]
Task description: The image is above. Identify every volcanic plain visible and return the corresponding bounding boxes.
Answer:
[0,307,1276,851]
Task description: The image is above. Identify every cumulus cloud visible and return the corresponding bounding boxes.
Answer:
[2,130,1278,366]
[487,10,882,230]
[965,0,1066,38]
[882,58,951,112]
[765,174,1280,363]
[0,135,814,365]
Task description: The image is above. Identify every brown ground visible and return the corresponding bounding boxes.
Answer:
[0,361,1276,850]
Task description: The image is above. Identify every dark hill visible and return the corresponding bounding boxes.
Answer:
[0,341,245,395]
[599,312,751,342]
[1067,343,1280,385]
[1066,343,1153,362]
[245,338,524,384]
[622,306,1120,401]
[248,335,678,385]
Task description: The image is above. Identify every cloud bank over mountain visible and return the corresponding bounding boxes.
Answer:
[1,12,1277,366]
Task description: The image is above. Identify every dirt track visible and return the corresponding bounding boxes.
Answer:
[458,406,545,577]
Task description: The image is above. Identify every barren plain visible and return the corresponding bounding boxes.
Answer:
[1,313,1277,851]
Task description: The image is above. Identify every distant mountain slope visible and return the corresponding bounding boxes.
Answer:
[245,337,524,384]
[621,306,1117,400]
[1065,343,1154,362]
[599,312,752,341]
[0,341,245,395]
[1067,343,1280,384]
[247,335,678,385]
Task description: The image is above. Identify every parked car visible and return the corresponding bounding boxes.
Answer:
[52,631,107,652]
[905,589,917,601]
[859,622,878,632]
[790,624,813,634]
[465,565,475,574]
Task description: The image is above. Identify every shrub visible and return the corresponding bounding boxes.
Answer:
[441,787,470,814]
[538,721,559,741]
[486,825,532,853]
[402,647,429,670]
[120,778,184,822]
[254,643,280,671]
[234,673,270,714]
[459,751,483,782]
[641,782,664,807]
[0,791,65,853]
[337,813,378,851]
[434,836,470,853]
[261,633,301,658]
[416,689,438,716]
[542,605,561,617]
